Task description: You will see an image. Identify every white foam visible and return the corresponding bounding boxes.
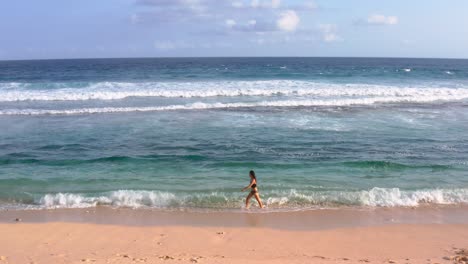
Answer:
[0,80,467,102]
[109,190,176,208]
[1,93,467,116]
[40,193,101,208]
[39,190,178,209]
[266,187,468,207]
[35,188,468,210]
[359,187,454,207]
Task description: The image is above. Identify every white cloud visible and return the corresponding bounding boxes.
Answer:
[225,19,263,32]
[277,10,300,32]
[318,24,342,42]
[181,0,206,14]
[367,14,398,25]
[225,19,237,27]
[247,0,281,9]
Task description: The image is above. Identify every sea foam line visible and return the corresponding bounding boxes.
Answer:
[0,95,466,116]
[1,80,468,101]
[29,187,468,210]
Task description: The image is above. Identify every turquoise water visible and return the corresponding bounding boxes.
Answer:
[1,58,468,210]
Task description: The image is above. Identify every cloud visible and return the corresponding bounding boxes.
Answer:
[224,18,275,33]
[248,0,281,9]
[318,24,341,42]
[135,0,327,40]
[134,0,220,23]
[277,10,300,32]
[365,14,399,25]
[133,0,278,27]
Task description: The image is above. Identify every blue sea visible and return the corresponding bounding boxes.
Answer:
[1,57,468,211]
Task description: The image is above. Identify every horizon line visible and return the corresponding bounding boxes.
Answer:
[1,55,468,62]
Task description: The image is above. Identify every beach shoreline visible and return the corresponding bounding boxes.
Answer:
[1,212,468,264]
[1,206,468,263]
[1,205,468,229]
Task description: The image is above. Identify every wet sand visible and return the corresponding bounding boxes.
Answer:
[2,206,468,229]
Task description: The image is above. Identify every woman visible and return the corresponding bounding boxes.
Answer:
[241,170,265,209]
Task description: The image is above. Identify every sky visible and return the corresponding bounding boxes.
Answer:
[1,0,468,60]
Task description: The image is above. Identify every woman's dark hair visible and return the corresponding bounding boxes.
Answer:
[249,170,256,180]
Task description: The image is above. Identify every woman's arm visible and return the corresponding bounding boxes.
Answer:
[241,180,254,191]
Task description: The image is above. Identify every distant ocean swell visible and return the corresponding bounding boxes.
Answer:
[4,188,468,210]
[0,157,455,170]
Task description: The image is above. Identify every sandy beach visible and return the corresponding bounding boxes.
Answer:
[1,207,468,264]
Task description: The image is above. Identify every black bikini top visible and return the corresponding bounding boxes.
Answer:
[251,183,257,189]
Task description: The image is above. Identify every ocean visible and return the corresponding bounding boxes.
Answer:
[0,57,468,211]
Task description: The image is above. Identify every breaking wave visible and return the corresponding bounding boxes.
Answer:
[26,188,468,210]
[1,95,467,116]
[0,80,468,102]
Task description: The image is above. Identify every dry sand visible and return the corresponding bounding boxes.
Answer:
[1,208,468,264]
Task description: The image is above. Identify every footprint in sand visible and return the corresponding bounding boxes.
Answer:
[445,248,468,263]
[159,255,175,260]
[116,254,131,258]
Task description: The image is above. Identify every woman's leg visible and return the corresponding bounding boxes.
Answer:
[245,192,254,209]
[254,193,264,208]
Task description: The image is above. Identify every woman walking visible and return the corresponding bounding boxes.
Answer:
[242,170,265,209]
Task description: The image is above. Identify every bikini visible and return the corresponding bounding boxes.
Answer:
[251,183,258,193]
